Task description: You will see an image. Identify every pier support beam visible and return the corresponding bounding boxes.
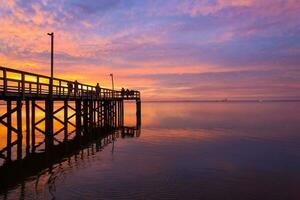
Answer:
[136,100,141,128]
[16,100,22,160]
[31,100,35,152]
[118,101,120,127]
[83,100,88,133]
[25,100,30,155]
[75,100,81,137]
[104,101,109,128]
[89,100,93,128]
[64,100,68,141]
[121,100,124,126]
[45,100,54,149]
[97,101,100,127]
[6,100,12,162]
[114,101,117,128]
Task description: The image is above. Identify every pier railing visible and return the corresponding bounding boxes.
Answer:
[0,66,140,100]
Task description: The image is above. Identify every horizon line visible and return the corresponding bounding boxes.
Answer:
[140,99,300,103]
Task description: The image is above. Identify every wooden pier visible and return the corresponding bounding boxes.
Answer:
[0,66,141,163]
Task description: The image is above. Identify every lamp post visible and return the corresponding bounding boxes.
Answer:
[110,73,114,90]
[46,32,54,147]
[110,73,114,98]
[47,32,54,96]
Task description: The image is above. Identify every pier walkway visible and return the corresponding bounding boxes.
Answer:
[0,66,140,101]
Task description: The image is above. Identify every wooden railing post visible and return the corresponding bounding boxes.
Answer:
[37,77,40,96]
[3,68,7,95]
[21,73,25,98]
[18,82,20,93]
[59,80,61,97]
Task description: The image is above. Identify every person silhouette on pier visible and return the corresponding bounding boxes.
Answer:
[67,81,73,96]
[121,88,125,98]
[74,80,78,96]
[126,89,130,97]
[96,83,101,98]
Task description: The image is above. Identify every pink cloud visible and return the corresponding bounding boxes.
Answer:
[178,0,254,16]
[177,0,300,17]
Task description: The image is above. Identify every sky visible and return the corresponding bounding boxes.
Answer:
[0,0,300,100]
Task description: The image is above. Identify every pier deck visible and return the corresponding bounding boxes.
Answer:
[0,66,140,101]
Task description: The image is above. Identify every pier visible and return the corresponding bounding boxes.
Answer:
[0,66,141,164]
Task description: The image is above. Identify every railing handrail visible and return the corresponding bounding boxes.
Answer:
[0,66,140,99]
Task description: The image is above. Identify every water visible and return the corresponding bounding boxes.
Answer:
[1,102,300,199]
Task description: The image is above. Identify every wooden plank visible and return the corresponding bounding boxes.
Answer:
[0,119,18,134]
[67,113,76,120]
[69,129,76,135]
[35,127,45,135]
[35,103,45,112]
[53,105,64,115]
[34,141,44,149]
[0,140,18,155]
[53,137,62,144]
[0,106,18,121]
[53,115,64,125]
[54,127,64,136]
[0,108,18,135]
[35,117,46,126]
[0,152,5,159]
[67,104,76,112]
[68,121,76,128]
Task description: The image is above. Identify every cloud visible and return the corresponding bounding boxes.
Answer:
[178,0,254,16]
[69,0,121,14]
[0,0,300,100]
[129,68,300,100]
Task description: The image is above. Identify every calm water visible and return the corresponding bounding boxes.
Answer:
[1,102,300,199]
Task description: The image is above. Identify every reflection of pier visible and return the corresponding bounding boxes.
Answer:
[0,66,142,164]
[0,125,141,192]
[121,126,141,138]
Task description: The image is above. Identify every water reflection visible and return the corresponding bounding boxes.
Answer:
[0,126,140,199]
[1,102,300,199]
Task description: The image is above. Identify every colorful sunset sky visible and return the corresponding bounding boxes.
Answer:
[0,0,300,100]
